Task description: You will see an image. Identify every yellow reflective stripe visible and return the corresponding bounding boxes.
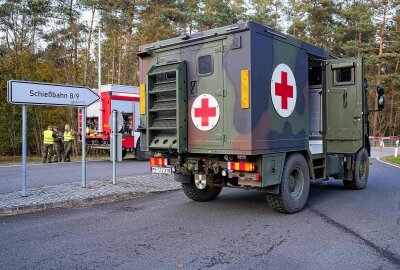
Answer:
[140,83,146,115]
[241,69,250,109]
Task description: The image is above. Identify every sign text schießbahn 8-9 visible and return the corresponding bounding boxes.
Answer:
[7,80,99,107]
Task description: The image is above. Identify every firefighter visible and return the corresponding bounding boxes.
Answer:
[42,125,55,163]
[62,124,76,162]
[92,119,98,130]
[52,126,63,163]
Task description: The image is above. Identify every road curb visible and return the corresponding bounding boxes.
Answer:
[0,188,181,217]
[376,156,400,169]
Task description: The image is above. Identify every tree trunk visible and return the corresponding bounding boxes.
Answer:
[84,6,96,86]
[111,38,115,84]
[389,89,394,136]
[73,30,78,84]
[118,38,123,85]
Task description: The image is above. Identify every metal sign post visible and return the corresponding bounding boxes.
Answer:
[98,20,102,133]
[82,108,87,187]
[7,80,99,196]
[21,105,27,197]
[112,110,117,184]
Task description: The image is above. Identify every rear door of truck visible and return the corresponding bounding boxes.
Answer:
[188,41,225,149]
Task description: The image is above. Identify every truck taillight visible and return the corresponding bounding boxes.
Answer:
[150,158,168,166]
[227,162,255,172]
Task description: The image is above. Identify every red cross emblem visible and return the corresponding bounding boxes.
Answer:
[275,71,294,110]
[191,94,220,131]
[194,98,217,126]
[271,64,297,118]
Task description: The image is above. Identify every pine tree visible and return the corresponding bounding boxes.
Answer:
[248,0,283,31]
[301,0,339,51]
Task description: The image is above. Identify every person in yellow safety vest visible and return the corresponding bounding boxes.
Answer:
[42,125,56,163]
[62,124,76,162]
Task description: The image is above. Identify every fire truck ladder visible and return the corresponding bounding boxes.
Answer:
[146,61,188,153]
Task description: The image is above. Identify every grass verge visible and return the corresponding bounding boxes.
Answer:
[381,155,400,165]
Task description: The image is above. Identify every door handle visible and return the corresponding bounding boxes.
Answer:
[190,81,197,95]
[343,90,348,108]
[319,90,323,134]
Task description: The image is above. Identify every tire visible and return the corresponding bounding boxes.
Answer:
[266,153,310,214]
[343,148,369,190]
[182,183,222,202]
[122,150,127,158]
[135,138,151,161]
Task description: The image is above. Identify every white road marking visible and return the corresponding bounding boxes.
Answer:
[376,156,400,169]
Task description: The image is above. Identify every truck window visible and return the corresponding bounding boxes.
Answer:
[198,55,213,76]
[333,67,355,86]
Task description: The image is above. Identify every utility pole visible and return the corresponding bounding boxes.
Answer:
[374,5,387,137]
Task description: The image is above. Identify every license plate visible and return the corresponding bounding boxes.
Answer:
[151,166,172,174]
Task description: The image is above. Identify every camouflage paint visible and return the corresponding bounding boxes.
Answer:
[138,21,333,155]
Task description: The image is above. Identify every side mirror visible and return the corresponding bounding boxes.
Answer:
[377,85,384,111]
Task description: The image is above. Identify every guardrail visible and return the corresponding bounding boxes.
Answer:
[369,136,400,147]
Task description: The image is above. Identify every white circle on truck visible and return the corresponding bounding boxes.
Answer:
[191,94,220,131]
[271,64,297,118]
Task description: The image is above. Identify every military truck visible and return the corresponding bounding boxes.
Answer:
[137,21,384,213]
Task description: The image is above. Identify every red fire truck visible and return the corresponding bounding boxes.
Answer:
[78,84,149,160]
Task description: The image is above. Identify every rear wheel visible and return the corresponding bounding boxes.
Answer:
[343,148,369,190]
[266,153,310,214]
[182,183,222,202]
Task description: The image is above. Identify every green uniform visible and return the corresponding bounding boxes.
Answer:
[62,130,76,162]
[42,129,55,163]
[53,130,63,162]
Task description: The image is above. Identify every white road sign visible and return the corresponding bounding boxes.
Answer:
[7,80,99,107]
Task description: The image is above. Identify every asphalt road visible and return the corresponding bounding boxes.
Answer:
[1,156,399,269]
[0,147,395,194]
[0,159,149,194]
